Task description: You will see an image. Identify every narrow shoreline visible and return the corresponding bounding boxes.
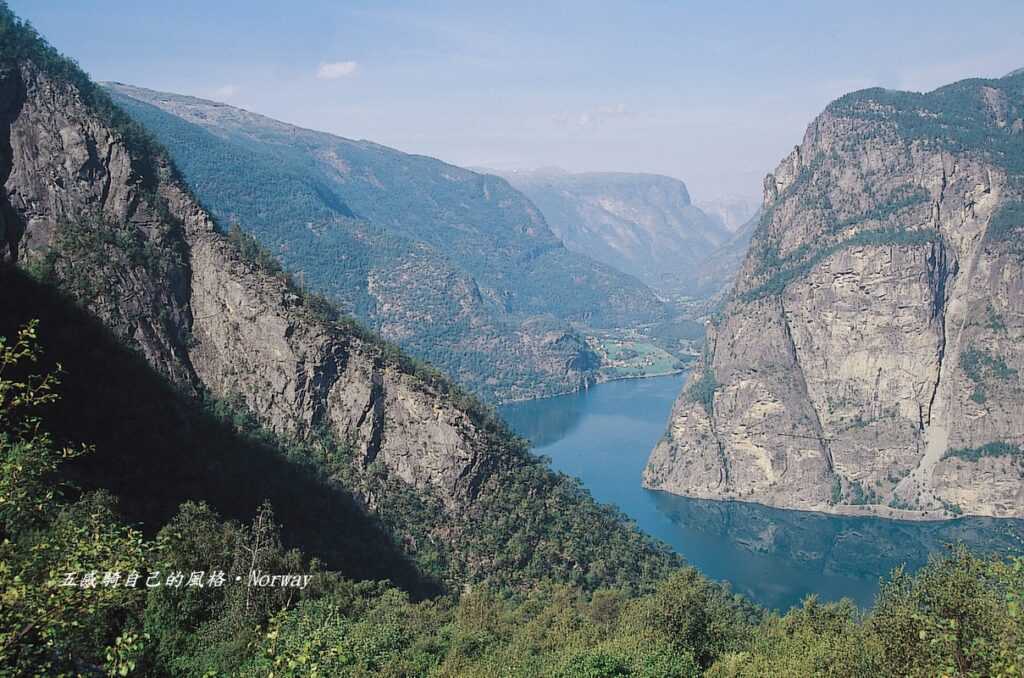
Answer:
[497,368,686,405]
[595,367,687,384]
[642,487,1022,523]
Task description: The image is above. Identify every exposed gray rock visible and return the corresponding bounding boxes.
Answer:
[646,75,1024,519]
[3,60,500,512]
[102,84,660,404]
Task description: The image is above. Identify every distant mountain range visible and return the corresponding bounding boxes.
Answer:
[680,208,761,301]
[0,15,685,673]
[105,84,670,402]
[696,195,760,233]
[495,168,758,300]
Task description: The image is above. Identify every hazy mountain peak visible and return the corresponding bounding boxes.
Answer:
[497,168,739,297]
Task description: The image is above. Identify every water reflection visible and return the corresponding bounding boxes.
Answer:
[500,391,588,447]
[647,491,1023,608]
[500,374,1024,610]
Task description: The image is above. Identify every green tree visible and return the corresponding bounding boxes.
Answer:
[0,320,86,531]
[871,547,1021,677]
[0,322,149,675]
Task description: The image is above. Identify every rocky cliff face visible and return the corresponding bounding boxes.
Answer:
[1,59,509,516]
[0,20,681,592]
[645,73,1024,519]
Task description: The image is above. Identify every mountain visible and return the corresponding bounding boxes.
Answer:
[496,168,731,297]
[645,71,1024,519]
[100,85,669,403]
[3,9,1022,677]
[0,10,686,600]
[696,195,760,233]
[665,208,762,303]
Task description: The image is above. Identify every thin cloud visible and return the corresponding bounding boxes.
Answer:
[553,103,635,128]
[316,61,359,80]
[212,84,239,100]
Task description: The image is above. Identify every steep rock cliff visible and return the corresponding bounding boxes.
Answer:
[101,85,665,403]
[646,73,1024,519]
[2,57,499,512]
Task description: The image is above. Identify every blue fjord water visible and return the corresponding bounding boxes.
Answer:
[499,374,1024,610]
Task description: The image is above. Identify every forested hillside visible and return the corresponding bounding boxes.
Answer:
[4,323,1022,675]
[104,84,669,402]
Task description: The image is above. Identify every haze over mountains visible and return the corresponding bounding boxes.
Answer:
[684,208,761,302]
[696,196,760,233]
[496,168,758,301]
[0,12,692,669]
[104,84,672,402]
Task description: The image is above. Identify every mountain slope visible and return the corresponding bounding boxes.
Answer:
[696,195,760,233]
[680,208,762,301]
[645,72,1024,519]
[498,168,731,297]
[102,84,668,402]
[0,16,680,596]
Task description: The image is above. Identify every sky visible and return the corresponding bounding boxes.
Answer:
[10,0,1024,202]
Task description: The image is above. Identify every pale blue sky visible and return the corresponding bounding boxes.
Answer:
[10,1,1024,201]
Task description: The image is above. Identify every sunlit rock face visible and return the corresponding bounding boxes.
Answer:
[646,73,1024,520]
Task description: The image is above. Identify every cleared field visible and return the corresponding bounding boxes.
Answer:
[589,337,687,380]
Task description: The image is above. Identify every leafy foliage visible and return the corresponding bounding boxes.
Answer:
[869,546,1023,677]
[2,264,681,601]
[0,323,150,674]
[688,368,719,415]
[3,258,1023,678]
[943,441,1023,463]
[960,348,1018,404]
[0,320,86,531]
[3,7,1023,675]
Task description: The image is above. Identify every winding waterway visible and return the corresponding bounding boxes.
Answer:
[499,374,1024,610]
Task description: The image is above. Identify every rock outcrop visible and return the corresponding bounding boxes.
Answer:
[0,10,683,595]
[2,58,504,513]
[645,73,1024,519]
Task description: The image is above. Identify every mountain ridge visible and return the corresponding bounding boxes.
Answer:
[0,23,680,598]
[102,82,669,403]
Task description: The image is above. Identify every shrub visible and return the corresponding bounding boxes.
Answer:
[687,368,719,415]
[943,441,1022,462]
